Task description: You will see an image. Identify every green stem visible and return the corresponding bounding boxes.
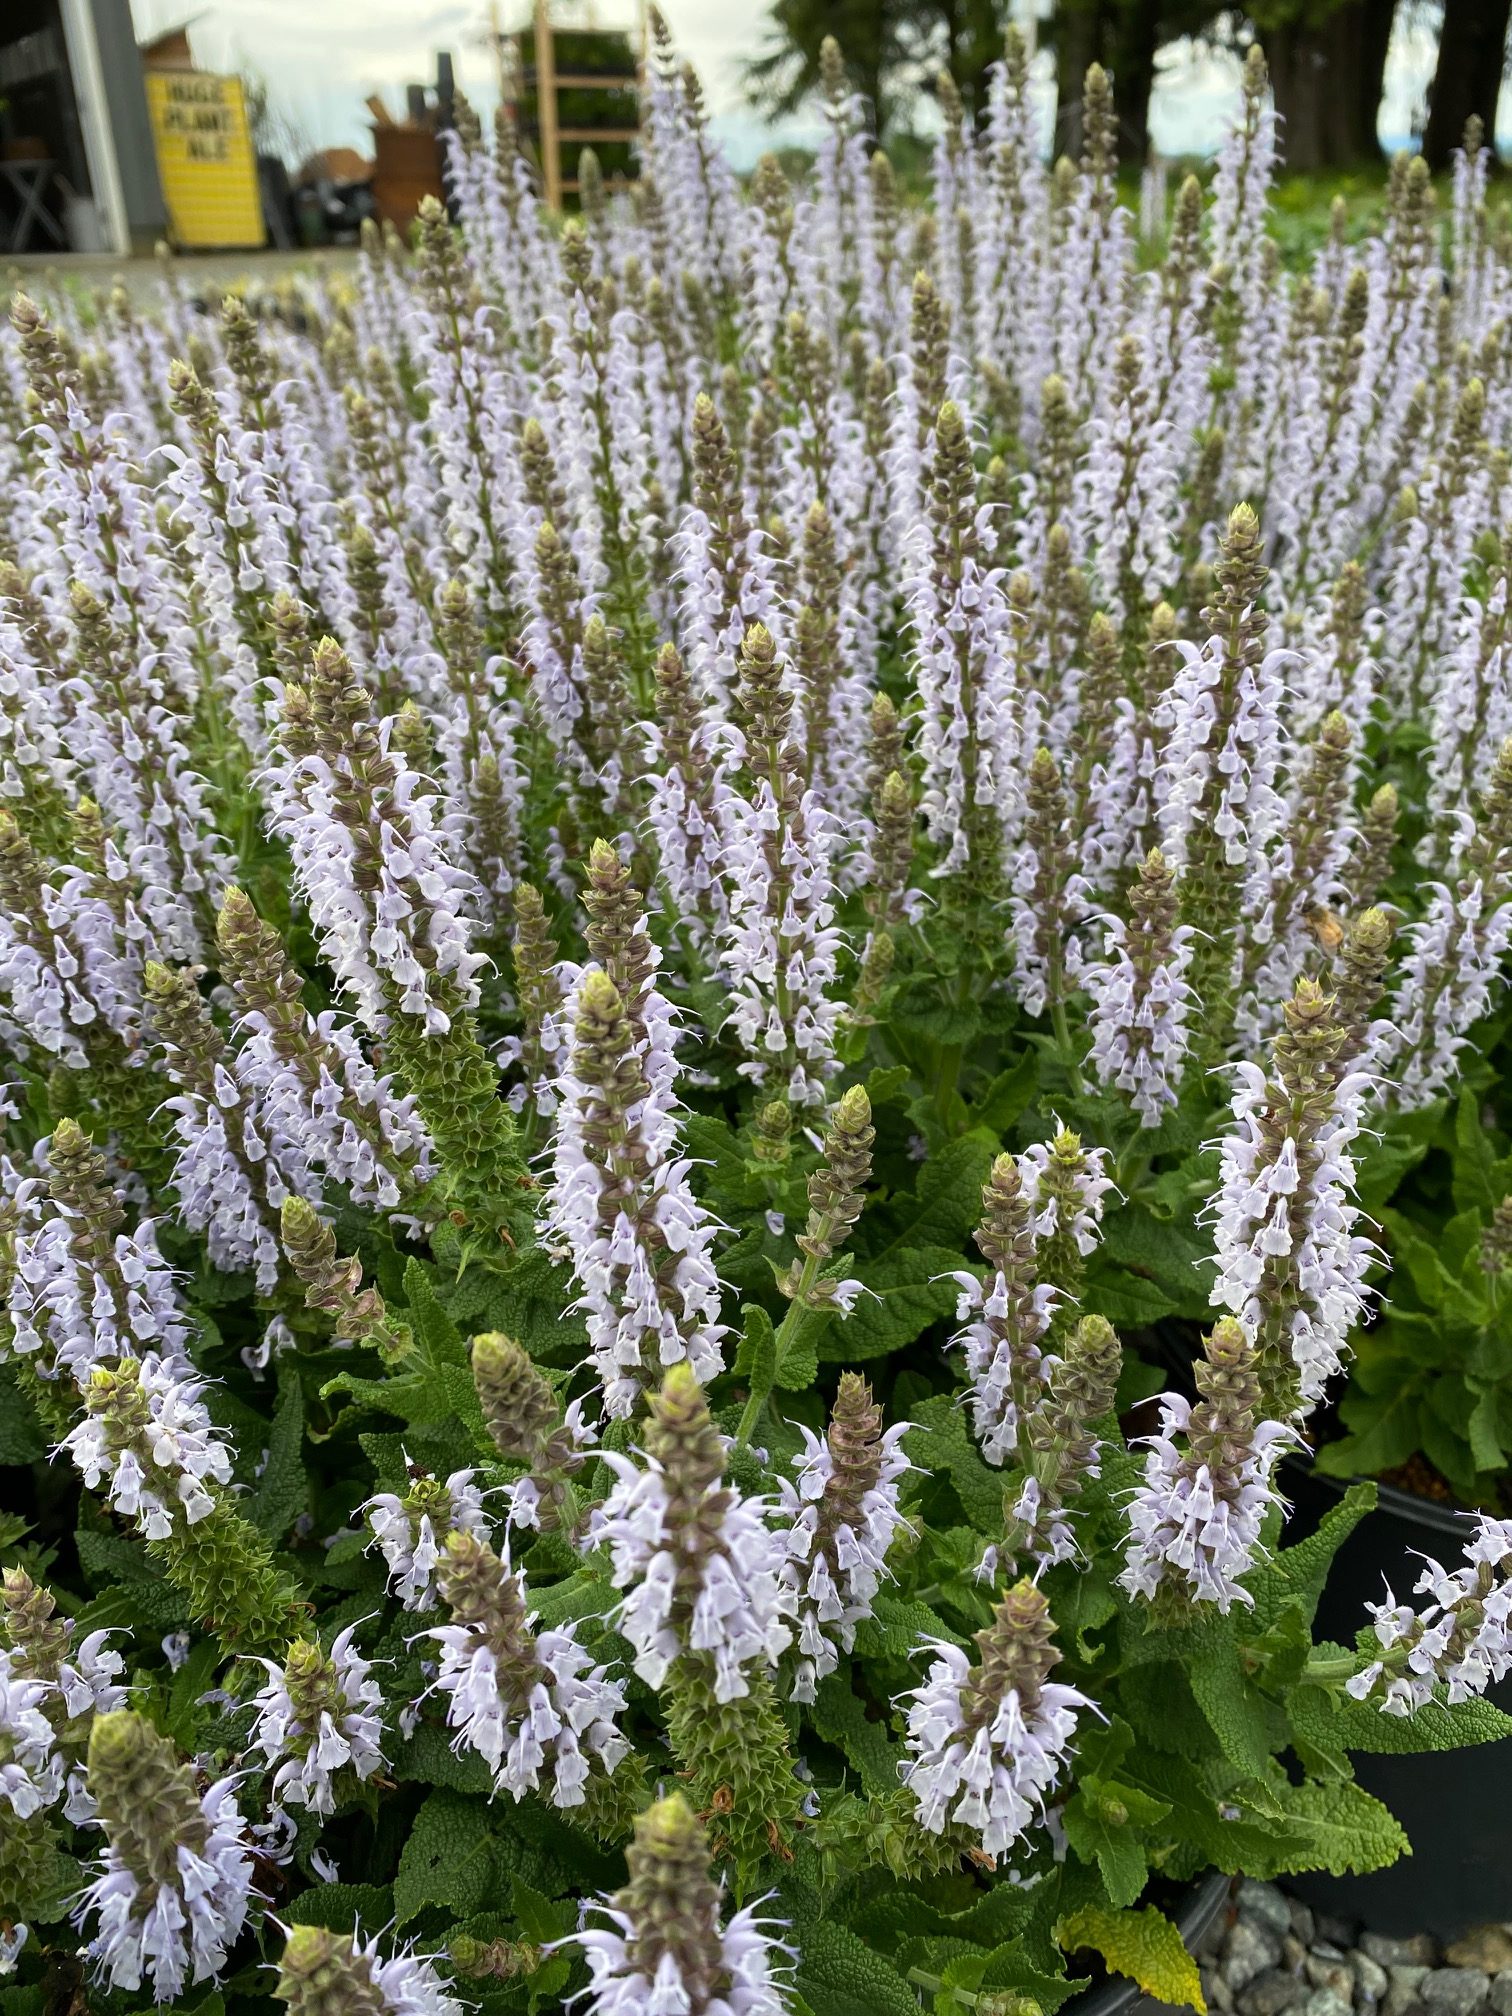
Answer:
[1050,997,1086,1097]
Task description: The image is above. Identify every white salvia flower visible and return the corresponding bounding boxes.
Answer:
[365,1468,490,1610]
[0,1648,62,1818]
[716,624,844,1106]
[217,885,433,1213]
[904,407,1023,881]
[425,1530,629,1808]
[278,1925,465,2016]
[1080,335,1180,620]
[75,1712,257,2004]
[568,1791,795,2016]
[1154,628,1288,915]
[57,1630,128,1720]
[1121,1320,1292,1613]
[546,966,726,1419]
[1348,1516,1512,1715]
[0,824,142,1069]
[1207,981,1377,1408]
[267,640,486,1038]
[1,1568,130,1823]
[901,1579,1088,1857]
[1423,569,1512,868]
[1383,881,1512,1110]
[1020,1129,1115,1262]
[157,1089,288,1294]
[1378,740,1512,1110]
[590,1366,793,1704]
[643,641,734,952]
[0,1924,26,1974]
[62,1354,233,1540]
[248,1626,386,1816]
[952,1153,1057,1469]
[10,1205,193,1383]
[778,1379,912,1705]
[1081,850,1195,1126]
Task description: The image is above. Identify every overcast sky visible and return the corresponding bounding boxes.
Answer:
[123,0,1454,169]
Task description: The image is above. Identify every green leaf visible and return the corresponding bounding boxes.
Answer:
[810,1673,901,1794]
[1266,1777,1409,1876]
[1185,1622,1280,1777]
[441,1246,588,1367]
[1453,1088,1501,1215]
[1062,1776,1170,1907]
[0,1369,45,1465]
[905,1394,1003,1531]
[1097,1207,1211,1319]
[1291,1675,1512,1756]
[784,1902,921,2016]
[816,1245,965,1363]
[1057,1902,1206,2012]
[734,1302,779,1420]
[974,1050,1040,1134]
[249,1358,308,1541]
[286,1883,395,1931]
[395,1789,495,1924]
[1468,1387,1505,1472]
[1252,1482,1376,1632]
[775,1307,822,1391]
[1082,1264,1179,1329]
[394,1721,494,1794]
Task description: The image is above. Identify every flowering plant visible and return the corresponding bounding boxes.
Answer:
[0,25,1510,2016]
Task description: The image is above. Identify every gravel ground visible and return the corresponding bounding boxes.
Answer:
[1196,1882,1512,2016]
[3,247,359,310]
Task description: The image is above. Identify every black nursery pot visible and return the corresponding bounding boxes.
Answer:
[1281,1452,1512,1940]
[1065,1873,1232,2016]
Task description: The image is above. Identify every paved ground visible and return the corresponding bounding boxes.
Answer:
[4,246,361,309]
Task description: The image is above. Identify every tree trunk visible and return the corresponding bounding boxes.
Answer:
[1422,0,1512,168]
[1110,0,1161,165]
[1054,1,1108,159]
[1269,0,1394,170]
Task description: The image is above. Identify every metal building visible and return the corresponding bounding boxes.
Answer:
[0,0,167,256]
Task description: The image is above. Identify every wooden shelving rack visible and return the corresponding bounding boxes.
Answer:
[527,0,640,208]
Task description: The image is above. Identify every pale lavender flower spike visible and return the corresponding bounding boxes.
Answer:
[901,1579,1088,1858]
[1349,1516,1512,1715]
[1121,1319,1291,1613]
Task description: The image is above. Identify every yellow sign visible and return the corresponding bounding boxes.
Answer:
[146,71,263,249]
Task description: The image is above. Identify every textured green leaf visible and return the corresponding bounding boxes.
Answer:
[810,1672,902,1794]
[775,1306,821,1391]
[1267,1777,1409,1875]
[855,1592,959,1659]
[1186,1624,1280,1777]
[973,1050,1040,1133]
[395,1789,495,1924]
[976,1939,1077,2010]
[1082,1264,1179,1328]
[1057,1902,1206,2012]
[906,1394,1003,1530]
[0,1369,44,1465]
[1252,1482,1376,1631]
[785,1904,921,2016]
[816,1244,964,1362]
[1062,1778,1162,1908]
[1468,1387,1505,1471]
[249,1357,308,1541]
[1290,1675,1512,1755]
[285,1883,395,1932]
[394,1721,494,1794]
[1097,1207,1211,1318]
[440,1246,588,1368]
